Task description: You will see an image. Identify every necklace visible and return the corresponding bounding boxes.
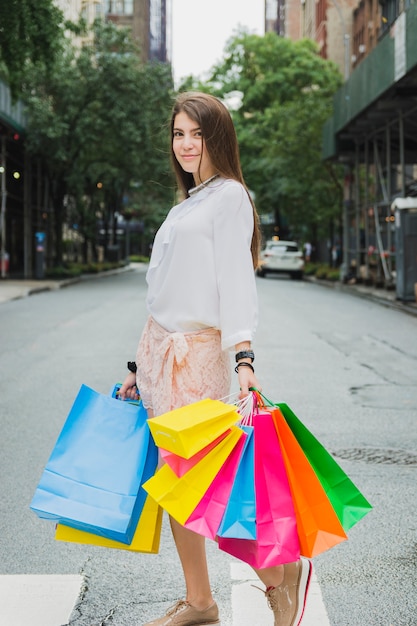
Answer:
[188,174,219,196]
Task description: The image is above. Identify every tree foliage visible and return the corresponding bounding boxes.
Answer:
[23,19,174,264]
[0,0,64,97]
[189,32,344,246]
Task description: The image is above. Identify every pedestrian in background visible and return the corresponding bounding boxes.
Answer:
[120,91,311,626]
[304,241,312,263]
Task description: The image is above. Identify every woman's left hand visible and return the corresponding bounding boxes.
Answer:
[237,366,262,399]
[118,371,139,401]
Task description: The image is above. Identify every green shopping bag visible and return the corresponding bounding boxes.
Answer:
[277,402,372,531]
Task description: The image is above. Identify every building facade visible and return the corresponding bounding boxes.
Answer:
[0,87,26,277]
[265,0,303,40]
[55,0,172,63]
[302,0,358,79]
[323,3,417,298]
[0,0,172,278]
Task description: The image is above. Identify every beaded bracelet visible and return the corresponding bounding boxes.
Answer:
[234,362,255,374]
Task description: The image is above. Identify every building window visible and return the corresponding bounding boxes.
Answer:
[150,0,167,61]
[105,0,134,14]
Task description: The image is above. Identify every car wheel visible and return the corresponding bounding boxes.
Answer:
[290,272,303,280]
[256,267,266,278]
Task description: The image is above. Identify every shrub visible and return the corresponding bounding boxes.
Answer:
[315,265,330,279]
[45,261,124,278]
[129,255,150,263]
[304,262,321,276]
[45,265,83,279]
[311,264,341,281]
[326,269,340,281]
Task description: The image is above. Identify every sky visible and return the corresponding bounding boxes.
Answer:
[171,0,265,84]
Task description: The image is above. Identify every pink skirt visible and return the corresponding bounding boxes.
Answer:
[135,317,231,416]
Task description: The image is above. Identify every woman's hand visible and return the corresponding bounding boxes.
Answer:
[237,366,262,399]
[118,372,139,401]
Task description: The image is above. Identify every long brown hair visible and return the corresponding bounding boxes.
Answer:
[170,91,261,268]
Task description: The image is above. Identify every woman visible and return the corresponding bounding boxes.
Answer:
[120,92,311,626]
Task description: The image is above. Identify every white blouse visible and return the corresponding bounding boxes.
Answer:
[146,177,258,351]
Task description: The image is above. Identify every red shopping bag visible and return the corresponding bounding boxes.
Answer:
[159,430,231,477]
[217,412,301,568]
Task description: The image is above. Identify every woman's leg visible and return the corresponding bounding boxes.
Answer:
[253,564,284,588]
[146,408,214,610]
[170,518,215,609]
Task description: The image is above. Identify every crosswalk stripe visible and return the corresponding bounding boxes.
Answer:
[0,564,330,626]
[0,575,83,626]
[231,561,331,626]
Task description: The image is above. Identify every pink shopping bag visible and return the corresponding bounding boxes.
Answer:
[217,411,301,568]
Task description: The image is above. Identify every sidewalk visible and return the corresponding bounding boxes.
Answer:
[1,267,417,317]
[0,264,137,305]
[306,275,417,317]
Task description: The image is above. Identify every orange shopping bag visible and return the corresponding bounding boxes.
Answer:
[272,406,348,557]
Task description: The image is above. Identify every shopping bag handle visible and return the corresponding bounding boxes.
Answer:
[236,389,279,426]
[237,389,278,425]
[248,388,276,409]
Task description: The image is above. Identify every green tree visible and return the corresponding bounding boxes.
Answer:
[23,19,174,265]
[196,32,343,250]
[0,0,64,97]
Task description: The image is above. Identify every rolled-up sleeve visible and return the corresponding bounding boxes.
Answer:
[213,182,258,350]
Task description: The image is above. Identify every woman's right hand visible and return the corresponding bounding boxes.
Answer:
[118,372,139,401]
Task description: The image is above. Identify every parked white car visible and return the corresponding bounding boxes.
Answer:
[257,239,304,280]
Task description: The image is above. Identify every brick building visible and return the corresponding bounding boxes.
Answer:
[54,0,171,63]
[265,0,303,40]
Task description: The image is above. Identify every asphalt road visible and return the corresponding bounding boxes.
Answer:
[0,267,416,625]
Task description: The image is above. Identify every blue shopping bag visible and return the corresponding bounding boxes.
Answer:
[217,426,256,540]
[56,412,160,550]
[30,384,157,544]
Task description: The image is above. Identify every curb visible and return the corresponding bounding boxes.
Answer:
[0,264,139,304]
[305,276,417,318]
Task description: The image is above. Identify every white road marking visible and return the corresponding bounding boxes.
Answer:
[0,575,83,626]
[231,561,331,626]
[0,564,330,626]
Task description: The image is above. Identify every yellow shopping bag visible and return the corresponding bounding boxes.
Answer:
[143,426,243,525]
[147,398,239,458]
[55,495,163,554]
